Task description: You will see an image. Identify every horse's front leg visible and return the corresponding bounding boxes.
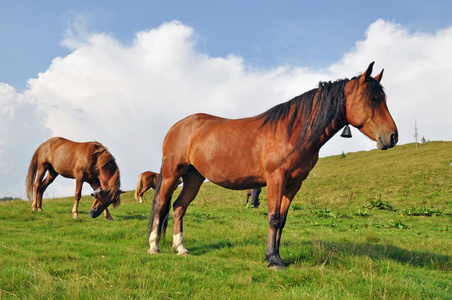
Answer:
[72,177,83,219]
[104,208,114,221]
[273,183,302,266]
[172,172,204,255]
[265,172,287,269]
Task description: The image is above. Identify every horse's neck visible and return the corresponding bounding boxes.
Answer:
[321,119,346,147]
[303,106,347,154]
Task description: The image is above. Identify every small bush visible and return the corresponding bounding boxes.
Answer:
[310,209,344,219]
[363,199,395,211]
[386,218,409,229]
[352,209,372,218]
[402,207,442,216]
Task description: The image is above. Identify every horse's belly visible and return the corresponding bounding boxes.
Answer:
[191,155,265,190]
[208,175,266,190]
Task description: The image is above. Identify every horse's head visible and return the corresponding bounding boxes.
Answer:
[89,188,124,218]
[344,62,398,150]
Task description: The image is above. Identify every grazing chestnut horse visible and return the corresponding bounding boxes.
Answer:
[135,171,182,203]
[135,171,160,203]
[26,137,123,220]
[148,62,398,269]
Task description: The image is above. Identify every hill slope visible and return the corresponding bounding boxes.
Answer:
[294,141,451,209]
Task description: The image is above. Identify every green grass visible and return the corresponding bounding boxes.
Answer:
[0,141,451,299]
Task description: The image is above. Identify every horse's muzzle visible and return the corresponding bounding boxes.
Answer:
[377,132,398,150]
[89,198,114,218]
[89,208,102,218]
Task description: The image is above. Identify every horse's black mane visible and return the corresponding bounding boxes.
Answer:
[257,75,385,149]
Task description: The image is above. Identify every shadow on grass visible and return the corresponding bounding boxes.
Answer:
[189,240,235,255]
[285,240,452,271]
[185,237,451,271]
[118,214,148,221]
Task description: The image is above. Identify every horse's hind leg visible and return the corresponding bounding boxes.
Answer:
[172,170,205,255]
[138,182,149,203]
[136,177,145,203]
[33,165,58,212]
[148,176,180,254]
[38,168,58,210]
[138,189,144,203]
[139,177,153,203]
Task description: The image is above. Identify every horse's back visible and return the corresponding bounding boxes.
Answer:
[39,137,98,177]
[142,171,159,189]
[163,113,267,189]
[40,137,82,153]
[163,113,215,161]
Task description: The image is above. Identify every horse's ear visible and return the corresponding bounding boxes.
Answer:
[374,69,384,82]
[361,61,375,82]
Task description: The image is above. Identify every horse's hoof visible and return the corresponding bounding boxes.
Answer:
[177,249,189,256]
[268,264,286,271]
[106,217,114,221]
[267,263,286,271]
[148,248,160,254]
[73,214,79,219]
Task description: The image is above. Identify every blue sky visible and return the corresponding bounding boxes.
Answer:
[2,0,452,90]
[1,1,452,198]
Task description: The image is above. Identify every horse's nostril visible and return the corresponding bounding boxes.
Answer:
[390,132,398,146]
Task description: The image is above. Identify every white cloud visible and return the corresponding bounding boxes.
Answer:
[1,19,451,198]
[321,19,452,156]
[0,83,52,198]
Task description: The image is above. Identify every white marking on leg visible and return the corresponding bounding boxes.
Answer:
[148,228,160,254]
[173,232,189,255]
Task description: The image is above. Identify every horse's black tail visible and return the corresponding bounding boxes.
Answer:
[147,168,173,241]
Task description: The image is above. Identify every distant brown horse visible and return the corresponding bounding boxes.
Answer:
[135,171,182,203]
[147,62,398,269]
[26,137,123,220]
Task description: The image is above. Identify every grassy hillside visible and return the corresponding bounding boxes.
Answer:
[297,141,451,209]
[0,141,450,299]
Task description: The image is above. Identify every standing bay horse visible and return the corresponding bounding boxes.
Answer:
[135,171,182,203]
[147,62,398,269]
[26,137,123,220]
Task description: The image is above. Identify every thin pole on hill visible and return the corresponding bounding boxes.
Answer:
[414,118,419,149]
